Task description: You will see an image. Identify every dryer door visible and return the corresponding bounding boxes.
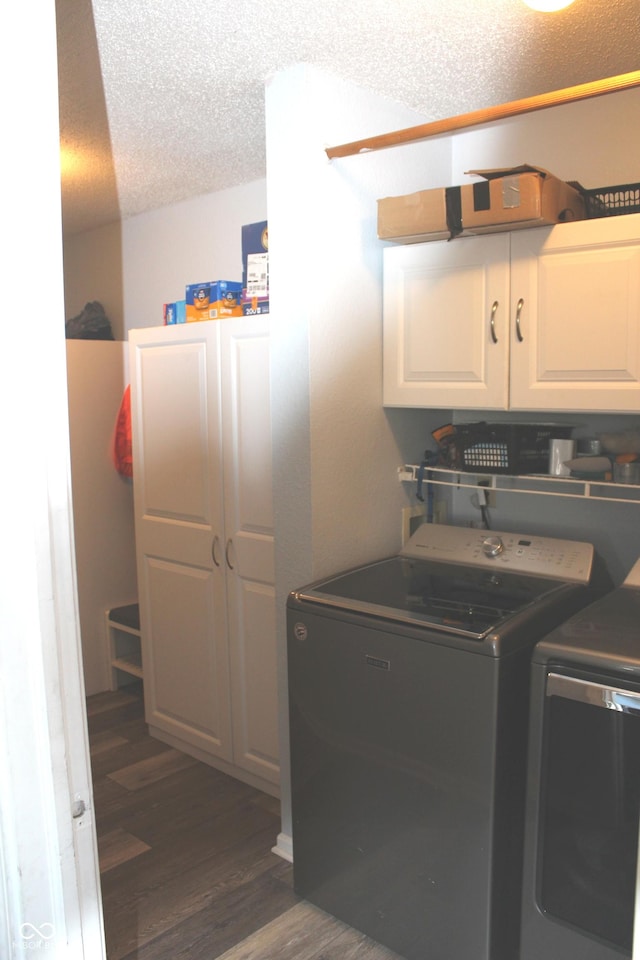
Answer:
[538,671,640,954]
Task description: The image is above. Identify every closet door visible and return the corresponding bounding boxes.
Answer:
[130,323,232,762]
[220,315,279,786]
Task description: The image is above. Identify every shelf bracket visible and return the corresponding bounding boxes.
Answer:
[397,464,418,482]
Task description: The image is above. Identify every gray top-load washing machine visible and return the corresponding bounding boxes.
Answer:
[287,523,602,960]
[521,558,640,960]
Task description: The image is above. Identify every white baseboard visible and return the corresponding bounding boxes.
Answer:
[272,831,293,862]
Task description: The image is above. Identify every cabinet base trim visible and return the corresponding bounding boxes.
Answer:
[148,724,280,798]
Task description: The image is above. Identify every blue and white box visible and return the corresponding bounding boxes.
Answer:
[241,221,269,316]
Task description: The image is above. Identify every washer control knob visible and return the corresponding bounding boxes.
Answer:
[482,536,504,558]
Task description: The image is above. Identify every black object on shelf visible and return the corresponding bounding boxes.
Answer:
[434,422,574,475]
[581,182,640,219]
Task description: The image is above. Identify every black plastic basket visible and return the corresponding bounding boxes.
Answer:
[436,422,573,475]
[582,182,640,219]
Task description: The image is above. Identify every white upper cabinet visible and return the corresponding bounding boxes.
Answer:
[383,234,510,409]
[509,215,640,411]
[383,213,640,413]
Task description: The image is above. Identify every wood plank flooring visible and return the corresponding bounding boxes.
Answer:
[88,687,401,960]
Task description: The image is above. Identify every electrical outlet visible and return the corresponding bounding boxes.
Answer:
[434,500,447,524]
[477,479,496,509]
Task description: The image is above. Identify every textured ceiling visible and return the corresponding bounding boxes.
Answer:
[56,0,640,236]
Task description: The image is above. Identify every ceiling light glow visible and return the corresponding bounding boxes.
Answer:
[522,0,576,10]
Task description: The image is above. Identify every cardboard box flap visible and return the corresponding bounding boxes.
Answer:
[465,164,554,181]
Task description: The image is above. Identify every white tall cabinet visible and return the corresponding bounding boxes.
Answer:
[129,317,279,796]
[384,213,640,412]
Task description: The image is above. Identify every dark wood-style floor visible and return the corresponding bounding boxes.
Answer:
[88,686,400,960]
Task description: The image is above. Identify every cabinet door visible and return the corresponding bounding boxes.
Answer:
[510,214,640,412]
[383,235,510,409]
[130,323,232,762]
[220,316,279,786]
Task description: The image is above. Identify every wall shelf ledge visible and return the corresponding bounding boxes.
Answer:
[398,465,640,506]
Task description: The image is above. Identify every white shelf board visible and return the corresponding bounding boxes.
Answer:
[398,465,640,506]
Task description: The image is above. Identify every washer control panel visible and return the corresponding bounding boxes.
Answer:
[401,524,594,583]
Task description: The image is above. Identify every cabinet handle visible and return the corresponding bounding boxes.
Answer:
[225,538,235,570]
[211,535,221,567]
[515,297,525,342]
[490,300,499,344]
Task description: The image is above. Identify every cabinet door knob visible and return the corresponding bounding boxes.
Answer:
[211,535,221,567]
[515,298,525,342]
[225,538,235,570]
[490,300,499,344]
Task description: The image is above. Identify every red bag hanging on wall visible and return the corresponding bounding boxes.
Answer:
[112,384,133,478]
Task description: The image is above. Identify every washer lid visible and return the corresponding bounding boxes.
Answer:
[294,555,568,640]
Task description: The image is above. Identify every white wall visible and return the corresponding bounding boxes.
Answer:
[266,64,458,850]
[122,179,267,332]
[267,64,452,584]
[63,221,124,339]
[66,340,138,695]
[63,179,267,339]
[451,87,640,188]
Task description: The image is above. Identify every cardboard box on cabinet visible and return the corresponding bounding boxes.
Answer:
[377,165,586,244]
[163,300,186,325]
[185,281,243,322]
[378,188,451,242]
[241,220,269,315]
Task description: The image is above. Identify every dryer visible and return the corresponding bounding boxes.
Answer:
[521,558,640,960]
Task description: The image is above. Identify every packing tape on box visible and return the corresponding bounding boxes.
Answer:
[501,175,521,210]
[445,186,463,240]
[472,180,491,212]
